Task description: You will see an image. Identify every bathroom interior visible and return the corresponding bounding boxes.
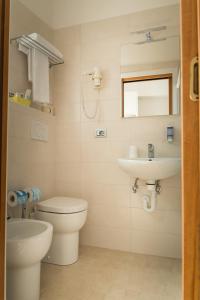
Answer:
[7,0,181,299]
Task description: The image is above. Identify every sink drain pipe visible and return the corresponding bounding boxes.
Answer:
[143,181,160,213]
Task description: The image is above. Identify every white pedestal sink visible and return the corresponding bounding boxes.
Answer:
[117,157,181,181]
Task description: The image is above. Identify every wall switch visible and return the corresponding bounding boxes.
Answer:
[31,121,48,142]
[95,128,107,138]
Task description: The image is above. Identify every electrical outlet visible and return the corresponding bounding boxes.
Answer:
[95,128,107,138]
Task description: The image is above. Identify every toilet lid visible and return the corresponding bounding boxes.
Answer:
[37,197,88,214]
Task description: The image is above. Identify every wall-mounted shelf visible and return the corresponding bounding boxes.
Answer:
[11,34,64,67]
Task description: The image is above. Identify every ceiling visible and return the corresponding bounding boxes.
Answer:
[18,0,179,29]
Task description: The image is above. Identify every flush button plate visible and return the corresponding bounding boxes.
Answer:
[31,121,48,142]
[95,128,107,138]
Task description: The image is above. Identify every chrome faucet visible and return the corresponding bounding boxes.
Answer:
[148,144,154,159]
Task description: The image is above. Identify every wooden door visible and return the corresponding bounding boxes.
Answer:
[0,0,10,299]
[181,0,200,299]
[196,0,200,298]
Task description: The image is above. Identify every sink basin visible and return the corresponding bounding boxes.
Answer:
[117,157,181,180]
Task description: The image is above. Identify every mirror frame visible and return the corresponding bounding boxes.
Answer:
[121,73,173,118]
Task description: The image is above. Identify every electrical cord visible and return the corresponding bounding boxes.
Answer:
[81,76,101,119]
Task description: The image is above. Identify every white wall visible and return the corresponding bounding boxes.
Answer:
[53,4,181,258]
[8,0,56,209]
[8,103,56,200]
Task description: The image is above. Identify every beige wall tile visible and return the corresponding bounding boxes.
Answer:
[56,142,81,163]
[8,161,55,201]
[129,116,180,145]
[81,183,130,208]
[53,5,181,258]
[55,102,81,122]
[131,208,181,235]
[55,162,81,183]
[55,181,82,198]
[80,225,131,252]
[55,121,81,143]
[162,175,181,188]
[86,204,130,229]
[81,139,130,163]
[8,103,56,209]
[131,230,181,258]
[81,162,130,185]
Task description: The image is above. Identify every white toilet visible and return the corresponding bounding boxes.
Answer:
[36,196,88,265]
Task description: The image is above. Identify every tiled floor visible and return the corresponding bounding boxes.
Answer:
[40,246,181,300]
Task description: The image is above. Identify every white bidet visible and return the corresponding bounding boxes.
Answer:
[7,219,53,300]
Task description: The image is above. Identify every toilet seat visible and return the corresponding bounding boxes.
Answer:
[37,197,88,214]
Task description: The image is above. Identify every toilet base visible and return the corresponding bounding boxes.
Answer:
[43,232,79,265]
[7,263,41,300]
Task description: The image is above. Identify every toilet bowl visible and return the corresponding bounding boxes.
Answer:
[35,196,88,265]
[7,218,53,300]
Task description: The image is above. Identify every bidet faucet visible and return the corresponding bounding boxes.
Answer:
[148,144,154,159]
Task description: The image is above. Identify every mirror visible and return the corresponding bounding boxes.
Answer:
[122,73,173,117]
[121,23,180,118]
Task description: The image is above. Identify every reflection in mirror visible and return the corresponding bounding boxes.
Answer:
[121,21,180,118]
[122,74,173,118]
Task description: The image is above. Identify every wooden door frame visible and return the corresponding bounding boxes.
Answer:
[0,0,10,299]
[181,0,200,299]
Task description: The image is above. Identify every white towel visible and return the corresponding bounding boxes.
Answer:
[31,48,50,104]
[28,49,33,82]
[18,44,32,81]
